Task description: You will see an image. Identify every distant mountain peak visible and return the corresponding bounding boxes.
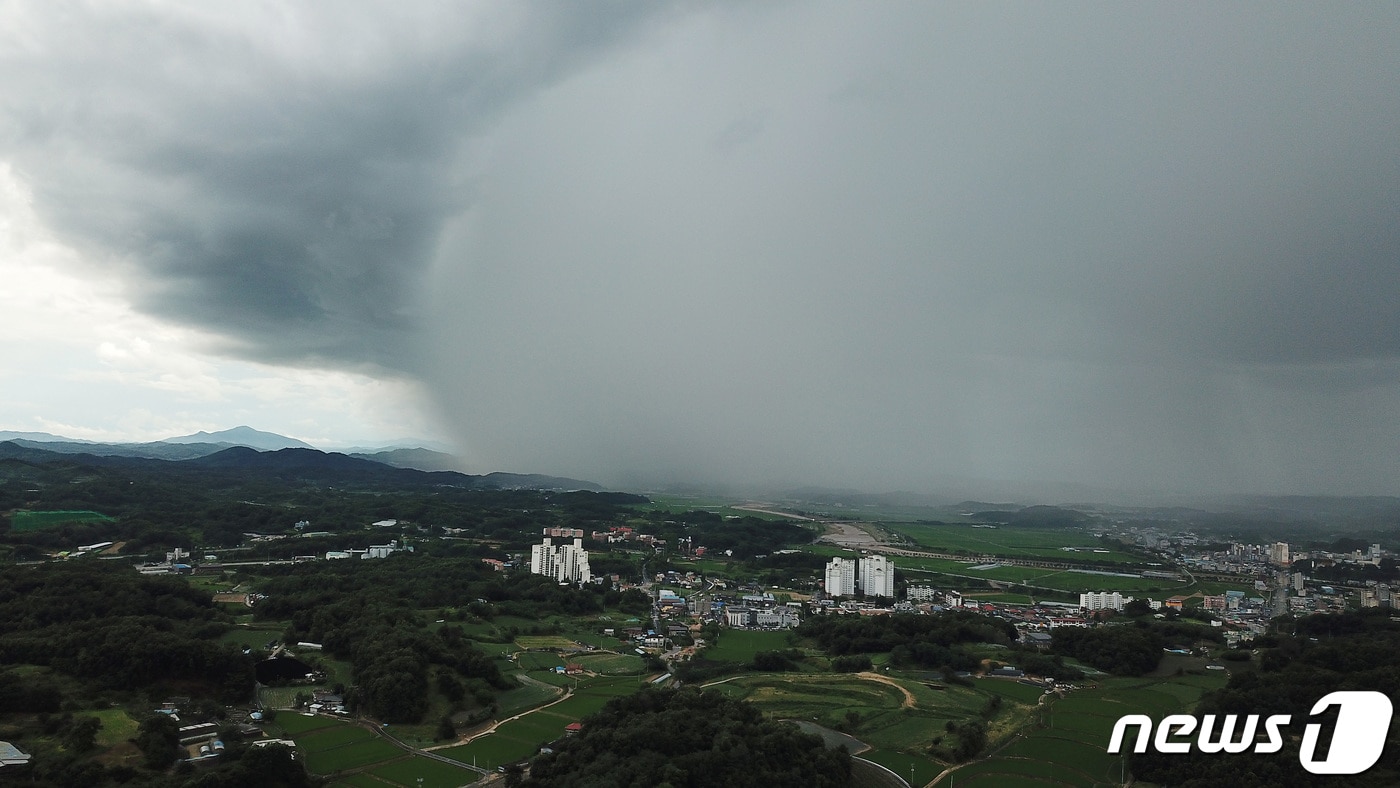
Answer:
[162,426,314,451]
[0,430,97,444]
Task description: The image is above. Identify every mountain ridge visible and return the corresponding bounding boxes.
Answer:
[163,426,314,450]
[0,441,601,492]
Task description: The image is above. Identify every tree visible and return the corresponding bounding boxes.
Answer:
[63,716,102,753]
[951,719,987,762]
[435,714,456,741]
[134,714,181,770]
[437,670,466,704]
[1124,598,1151,617]
[831,654,872,673]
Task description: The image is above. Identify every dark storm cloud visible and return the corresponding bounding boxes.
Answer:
[5,3,1400,495]
[0,1,671,366]
[420,4,1400,495]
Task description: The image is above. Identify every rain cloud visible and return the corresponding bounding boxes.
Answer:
[3,3,1399,495]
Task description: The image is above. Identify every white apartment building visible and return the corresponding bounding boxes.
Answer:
[825,555,896,598]
[859,555,896,598]
[530,537,592,585]
[1079,591,1125,611]
[906,586,938,602]
[824,557,857,597]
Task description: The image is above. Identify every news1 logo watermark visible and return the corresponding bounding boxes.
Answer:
[1108,691,1394,775]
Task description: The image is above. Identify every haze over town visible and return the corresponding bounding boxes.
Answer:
[2,3,1398,497]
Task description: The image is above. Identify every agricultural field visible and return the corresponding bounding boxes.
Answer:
[90,708,139,748]
[302,738,405,775]
[572,651,645,675]
[514,651,565,671]
[702,663,1234,788]
[261,713,420,777]
[219,626,282,651]
[886,522,1142,564]
[808,530,1254,601]
[859,748,944,787]
[515,635,584,651]
[495,675,564,717]
[297,723,378,753]
[259,686,307,710]
[703,629,794,663]
[367,755,482,788]
[293,721,404,775]
[328,776,390,788]
[272,712,342,736]
[439,675,645,772]
[930,668,1231,787]
[896,559,1186,596]
[706,672,1009,783]
[10,509,114,531]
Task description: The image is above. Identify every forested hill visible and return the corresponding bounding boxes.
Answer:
[970,505,1092,528]
[524,687,852,788]
[0,441,598,491]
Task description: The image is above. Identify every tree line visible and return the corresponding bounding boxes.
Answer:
[0,562,252,701]
[523,687,851,788]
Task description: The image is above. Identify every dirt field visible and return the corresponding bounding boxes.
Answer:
[820,522,885,549]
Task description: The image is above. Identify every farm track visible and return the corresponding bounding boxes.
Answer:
[854,671,917,709]
[425,683,576,752]
[701,671,917,710]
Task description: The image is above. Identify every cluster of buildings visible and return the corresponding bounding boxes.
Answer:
[530,537,593,585]
[1133,530,1390,578]
[823,555,896,598]
[137,547,197,575]
[724,604,801,629]
[667,588,806,632]
[586,525,668,550]
[324,540,410,560]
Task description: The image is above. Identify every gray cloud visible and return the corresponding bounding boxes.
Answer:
[5,3,1400,495]
[0,1,671,367]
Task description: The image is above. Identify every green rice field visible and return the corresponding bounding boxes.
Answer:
[368,755,481,788]
[495,676,563,717]
[439,675,645,771]
[302,738,404,774]
[929,668,1231,787]
[703,629,793,663]
[887,522,1142,563]
[515,651,564,671]
[859,749,944,787]
[327,776,389,788]
[274,712,341,736]
[272,715,412,775]
[296,724,376,753]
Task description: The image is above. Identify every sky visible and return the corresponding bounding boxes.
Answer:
[1,2,1398,496]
